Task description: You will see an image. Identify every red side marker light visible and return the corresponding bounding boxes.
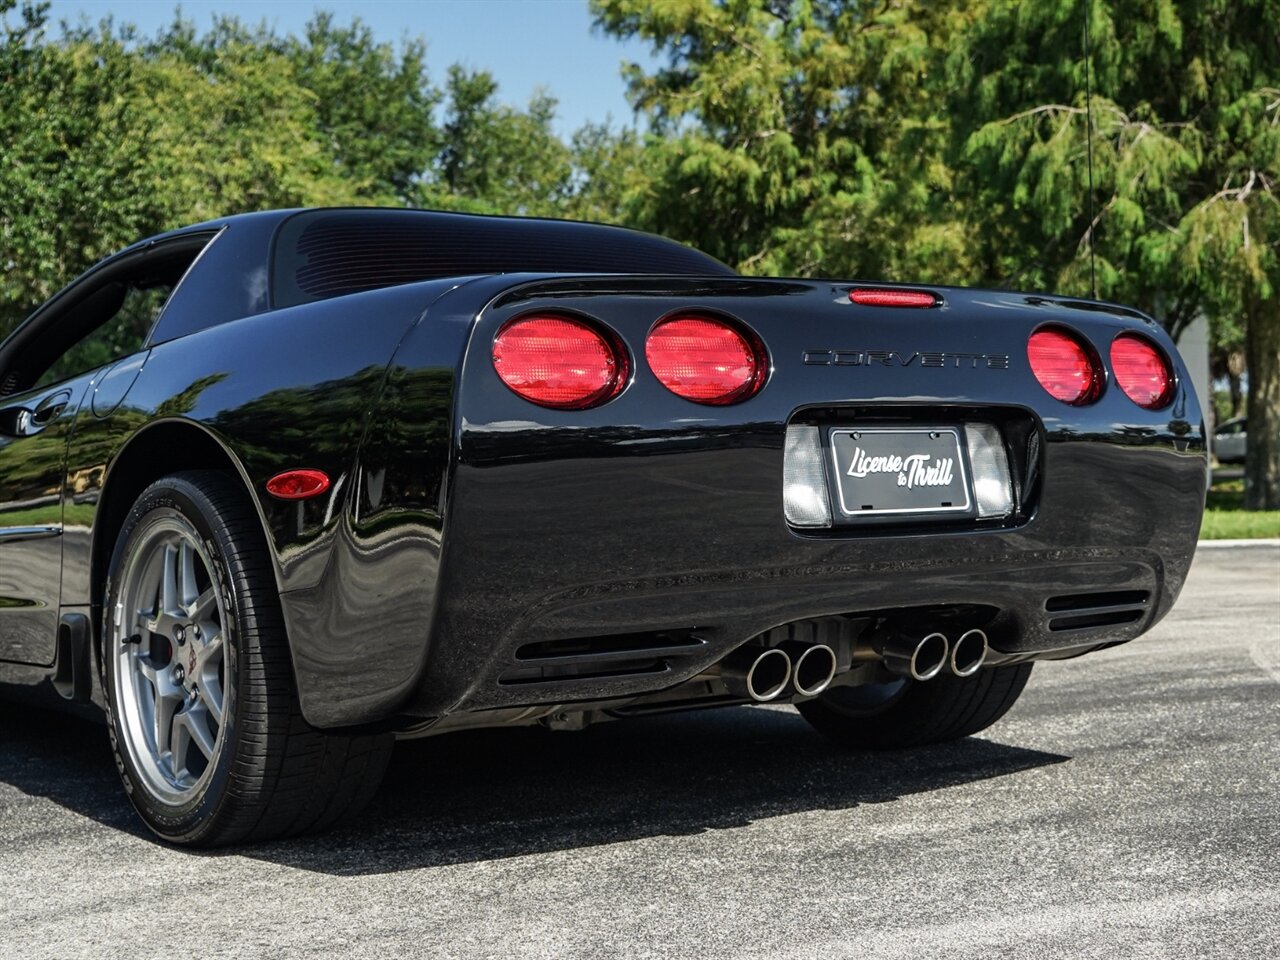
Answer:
[1110,333,1175,409]
[266,469,331,501]
[849,288,939,308]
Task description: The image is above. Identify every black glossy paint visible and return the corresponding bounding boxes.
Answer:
[0,209,1206,730]
[0,367,98,665]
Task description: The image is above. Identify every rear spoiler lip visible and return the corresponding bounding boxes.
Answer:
[483,272,1155,327]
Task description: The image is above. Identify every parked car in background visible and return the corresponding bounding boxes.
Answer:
[1214,417,1247,463]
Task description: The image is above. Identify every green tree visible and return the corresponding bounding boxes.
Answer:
[276,13,441,203]
[561,121,649,224]
[0,2,383,334]
[1,0,176,329]
[591,0,982,280]
[420,65,574,216]
[953,0,1279,507]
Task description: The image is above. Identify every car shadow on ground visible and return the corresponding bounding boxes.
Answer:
[0,699,1067,873]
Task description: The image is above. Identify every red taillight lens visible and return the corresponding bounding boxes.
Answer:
[1027,328,1101,405]
[1110,333,1174,409]
[492,314,628,409]
[266,469,331,500]
[645,315,767,405]
[848,288,939,308]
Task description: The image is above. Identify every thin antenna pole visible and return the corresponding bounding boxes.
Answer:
[1083,0,1098,299]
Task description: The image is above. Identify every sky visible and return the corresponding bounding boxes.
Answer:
[41,0,660,136]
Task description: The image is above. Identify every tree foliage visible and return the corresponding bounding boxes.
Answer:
[420,65,573,215]
[948,0,1278,504]
[590,0,982,280]
[0,0,592,330]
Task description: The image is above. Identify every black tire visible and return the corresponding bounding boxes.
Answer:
[796,663,1034,749]
[101,470,392,846]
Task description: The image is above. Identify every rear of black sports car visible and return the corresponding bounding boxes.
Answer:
[12,208,1203,846]
[282,269,1206,737]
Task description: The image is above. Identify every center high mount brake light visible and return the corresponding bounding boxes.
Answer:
[848,288,940,308]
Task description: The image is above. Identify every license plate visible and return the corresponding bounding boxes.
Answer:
[828,427,971,517]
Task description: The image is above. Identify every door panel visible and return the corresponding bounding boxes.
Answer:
[0,374,94,664]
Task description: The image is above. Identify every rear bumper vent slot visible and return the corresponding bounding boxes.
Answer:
[499,631,707,686]
[1045,590,1149,612]
[1045,590,1150,632]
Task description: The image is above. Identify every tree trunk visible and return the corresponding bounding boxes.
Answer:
[1228,353,1245,418]
[1244,292,1280,510]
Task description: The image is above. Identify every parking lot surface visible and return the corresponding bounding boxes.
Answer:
[2,544,1278,959]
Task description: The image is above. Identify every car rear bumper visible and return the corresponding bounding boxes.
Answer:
[403,424,1203,718]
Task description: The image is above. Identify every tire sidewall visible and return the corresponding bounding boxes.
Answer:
[101,478,244,843]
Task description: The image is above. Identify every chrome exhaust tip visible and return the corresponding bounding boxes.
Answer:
[879,631,949,681]
[782,642,838,697]
[721,646,792,702]
[950,628,988,677]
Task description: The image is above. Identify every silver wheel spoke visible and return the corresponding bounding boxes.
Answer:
[154,689,182,757]
[136,653,183,755]
[170,714,193,780]
[135,652,159,687]
[195,629,225,721]
[189,586,217,620]
[198,674,225,723]
[160,544,179,617]
[178,541,199,610]
[177,705,217,762]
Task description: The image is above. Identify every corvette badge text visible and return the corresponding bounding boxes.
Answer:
[846,448,956,490]
[803,349,1010,369]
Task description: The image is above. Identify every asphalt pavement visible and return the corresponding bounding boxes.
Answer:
[1,544,1277,959]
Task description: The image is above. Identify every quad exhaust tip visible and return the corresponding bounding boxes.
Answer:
[722,626,985,701]
[880,631,949,682]
[721,645,793,702]
[950,628,988,677]
[781,642,838,697]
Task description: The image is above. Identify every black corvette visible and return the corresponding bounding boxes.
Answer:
[0,208,1206,845]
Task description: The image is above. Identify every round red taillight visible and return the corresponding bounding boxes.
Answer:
[645,315,767,405]
[1027,328,1101,405]
[1110,333,1174,409]
[492,314,628,409]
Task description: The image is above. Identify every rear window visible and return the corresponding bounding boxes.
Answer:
[271,209,732,308]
